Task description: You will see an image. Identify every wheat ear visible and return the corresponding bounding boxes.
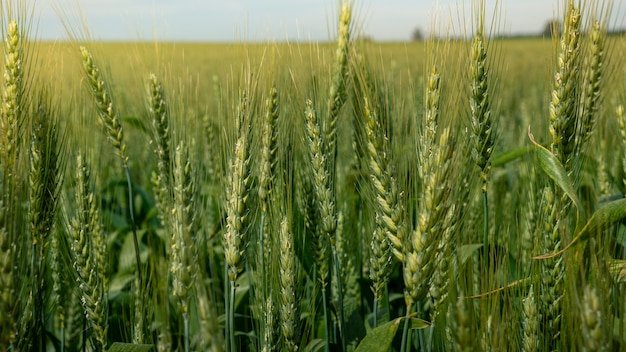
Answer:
[28,101,61,348]
[581,286,608,351]
[577,20,604,149]
[617,105,626,190]
[80,46,144,340]
[147,73,172,230]
[548,1,582,172]
[170,141,198,352]
[538,186,564,350]
[0,220,17,346]
[1,21,26,349]
[1,20,23,178]
[69,153,108,351]
[522,288,539,352]
[279,217,299,352]
[224,92,252,352]
[325,2,352,164]
[470,6,495,194]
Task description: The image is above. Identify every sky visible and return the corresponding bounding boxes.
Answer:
[29,0,621,42]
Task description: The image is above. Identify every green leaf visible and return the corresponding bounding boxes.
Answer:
[492,146,533,167]
[122,116,149,133]
[458,244,483,266]
[537,198,626,259]
[355,317,402,352]
[108,342,155,352]
[118,229,150,273]
[528,128,584,222]
[410,317,431,330]
[302,338,326,352]
[109,271,135,300]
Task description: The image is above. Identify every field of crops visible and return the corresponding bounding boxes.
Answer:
[2,1,626,351]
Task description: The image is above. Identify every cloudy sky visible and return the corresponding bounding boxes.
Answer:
[31,0,619,42]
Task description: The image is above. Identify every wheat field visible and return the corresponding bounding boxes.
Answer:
[2,0,626,351]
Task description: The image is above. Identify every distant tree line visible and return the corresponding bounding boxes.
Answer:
[409,21,626,42]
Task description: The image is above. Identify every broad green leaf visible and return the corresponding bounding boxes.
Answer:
[492,146,533,167]
[109,272,135,300]
[528,128,584,223]
[122,116,149,133]
[108,342,155,352]
[355,317,402,352]
[458,244,483,266]
[119,229,150,273]
[410,317,431,330]
[302,338,326,352]
[539,198,626,258]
